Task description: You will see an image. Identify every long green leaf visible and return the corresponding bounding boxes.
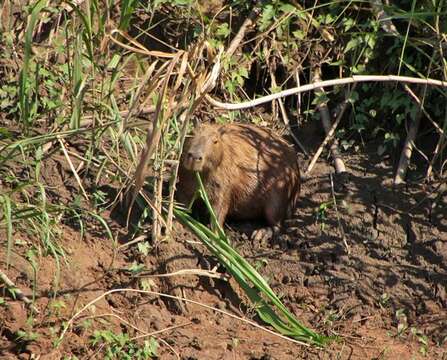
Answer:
[174,173,330,345]
[0,195,13,268]
[18,0,46,127]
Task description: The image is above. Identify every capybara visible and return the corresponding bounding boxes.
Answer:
[176,123,301,227]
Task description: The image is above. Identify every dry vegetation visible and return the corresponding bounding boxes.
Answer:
[0,0,446,359]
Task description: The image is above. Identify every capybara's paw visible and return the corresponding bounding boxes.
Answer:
[251,226,280,246]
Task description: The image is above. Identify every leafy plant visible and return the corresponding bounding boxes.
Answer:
[315,202,332,232]
[90,330,158,359]
[395,309,408,337]
[15,329,39,342]
[411,327,429,356]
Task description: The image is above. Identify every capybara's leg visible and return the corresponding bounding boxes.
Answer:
[264,192,287,226]
[214,200,229,228]
[251,192,286,245]
[176,171,197,209]
[207,190,229,228]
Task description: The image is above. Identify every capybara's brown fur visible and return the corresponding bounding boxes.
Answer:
[176,123,301,227]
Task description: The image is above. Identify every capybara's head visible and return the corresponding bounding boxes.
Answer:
[183,124,224,172]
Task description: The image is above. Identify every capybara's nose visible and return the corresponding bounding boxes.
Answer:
[188,151,203,162]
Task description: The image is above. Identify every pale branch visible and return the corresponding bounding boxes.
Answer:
[330,173,350,255]
[305,85,356,175]
[134,268,230,281]
[426,112,447,180]
[313,68,346,174]
[370,0,440,184]
[0,269,39,313]
[59,288,310,347]
[206,75,447,110]
[394,74,430,184]
[403,84,445,137]
[399,83,444,183]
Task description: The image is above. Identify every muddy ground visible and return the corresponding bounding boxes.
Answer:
[0,141,446,359]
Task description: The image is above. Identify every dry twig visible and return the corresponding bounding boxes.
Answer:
[305,85,356,175]
[59,288,310,347]
[0,269,39,313]
[329,173,350,254]
[134,268,230,281]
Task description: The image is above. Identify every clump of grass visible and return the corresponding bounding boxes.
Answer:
[174,172,331,346]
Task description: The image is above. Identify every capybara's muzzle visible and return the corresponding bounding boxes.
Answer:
[184,151,205,171]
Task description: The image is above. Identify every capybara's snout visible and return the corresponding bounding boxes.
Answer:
[184,150,205,171]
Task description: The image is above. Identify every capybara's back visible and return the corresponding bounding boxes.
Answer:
[176,123,300,227]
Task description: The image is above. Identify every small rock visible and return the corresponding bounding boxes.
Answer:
[151,318,163,331]
[304,264,315,275]
[423,300,439,314]
[436,284,447,305]
[433,240,447,259]
[189,336,203,350]
[282,275,291,285]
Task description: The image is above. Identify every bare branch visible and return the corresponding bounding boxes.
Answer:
[0,269,39,313]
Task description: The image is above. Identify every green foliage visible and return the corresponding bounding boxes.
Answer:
[224,56,249,94]
[120,0,140,30]
[90,330,158,359]
[18,0,47,128]
[128,261,145,274]
[15,329,40,342]
[315,202,332,232]
[411,327,429,356]
[49,300,67,316]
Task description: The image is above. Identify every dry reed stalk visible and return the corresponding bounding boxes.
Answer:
[128,52,182,235]
[0,269,39,313]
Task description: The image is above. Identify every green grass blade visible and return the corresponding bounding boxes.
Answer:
[0,195,13,268]
[19,0,46,127]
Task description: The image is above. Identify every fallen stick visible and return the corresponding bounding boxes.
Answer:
[395,84,435,184]
[0,269,39,313]
[329,173,350,255]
